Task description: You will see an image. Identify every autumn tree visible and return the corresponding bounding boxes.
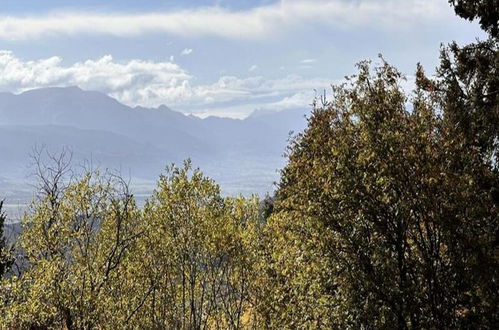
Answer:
[255,2,499,327]
[257,59,498,328]
[0,156,263,329]
[0,150,142,329]
[127,161,262,329]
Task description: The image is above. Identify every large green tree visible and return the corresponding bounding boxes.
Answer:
[256,2,499,327]
[435,1,499,188]
[258,59,498,328]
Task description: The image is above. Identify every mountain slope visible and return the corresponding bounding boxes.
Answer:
[0,87,308,194]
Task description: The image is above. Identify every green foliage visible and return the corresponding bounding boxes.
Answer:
[449,0,499,37]
[431,38,499,166]
[439,0,498,169]
[0,162,262,329]
[124,161,262,328]
[259,59,498,328]
[0,171,142,328]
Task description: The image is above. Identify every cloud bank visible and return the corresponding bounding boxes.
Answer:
[0,0,454,41]
[0,51,331,118]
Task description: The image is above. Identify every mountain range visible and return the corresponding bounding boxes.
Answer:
[0,86,308,197]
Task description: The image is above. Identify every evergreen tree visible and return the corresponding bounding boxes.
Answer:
[448,0,498,38]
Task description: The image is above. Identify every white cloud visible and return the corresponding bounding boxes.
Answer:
[180,48,193,55]
[0,0,454,41]
[0,50,190,106]
[270,90,317,109]
[190,90,321,119]
[249,64,258,72]
[190,74,332,104]
[300,58,316,64]
[0,51,332,118]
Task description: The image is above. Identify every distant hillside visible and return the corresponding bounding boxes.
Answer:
[0,87,308,195]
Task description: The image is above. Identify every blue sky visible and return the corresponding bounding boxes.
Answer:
[0,0,485,118]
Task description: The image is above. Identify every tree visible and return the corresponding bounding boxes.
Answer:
[258,59,498,328]
[431,1,499,204]
[0,200,11,278]
[0,151,142,329]
[0,158,263,329]
[448,0,499,38]
[421,2,499,325]
[428,37,499,166]
[127,161,261,329]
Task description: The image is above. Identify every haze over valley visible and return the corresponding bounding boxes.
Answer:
[0,86,307,221]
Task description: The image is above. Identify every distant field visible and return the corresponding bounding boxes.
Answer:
[1,156,283,224]
[2,203,28,223]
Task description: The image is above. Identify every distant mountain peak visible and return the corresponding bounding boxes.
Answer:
[0,85,308,195]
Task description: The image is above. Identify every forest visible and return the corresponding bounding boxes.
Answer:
[0,0,498,328]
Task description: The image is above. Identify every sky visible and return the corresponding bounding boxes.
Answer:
[0,0,485,118]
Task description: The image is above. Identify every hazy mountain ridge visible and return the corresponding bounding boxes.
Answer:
[0,86,308,196]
